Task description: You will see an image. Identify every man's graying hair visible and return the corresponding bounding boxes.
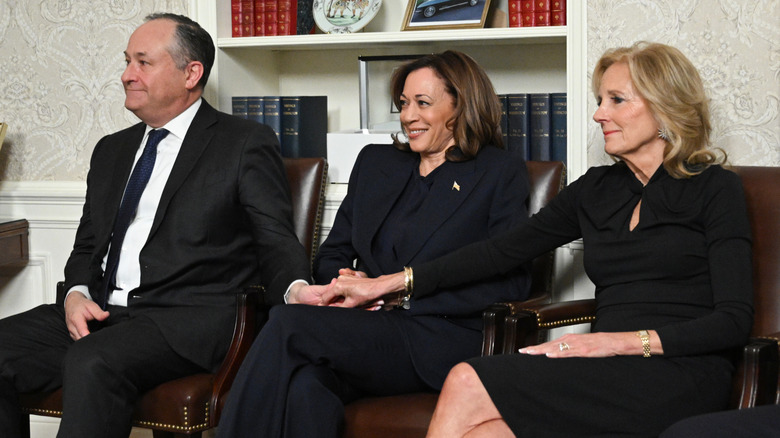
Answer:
[144,13,215,90]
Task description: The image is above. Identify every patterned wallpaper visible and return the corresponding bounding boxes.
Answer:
[587,0,779,167]
[0,0,777,181]
[0,0,187,181]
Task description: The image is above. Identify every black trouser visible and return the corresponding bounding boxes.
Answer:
[217,304,431,438]
[0,303,202,438]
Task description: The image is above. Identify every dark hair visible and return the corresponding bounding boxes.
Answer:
[145,13,215,90]
[389,50,503,162]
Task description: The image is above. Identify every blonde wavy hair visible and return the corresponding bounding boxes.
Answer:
[592,41,725,178]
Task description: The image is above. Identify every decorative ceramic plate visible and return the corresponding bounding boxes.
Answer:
[313,0,382,34]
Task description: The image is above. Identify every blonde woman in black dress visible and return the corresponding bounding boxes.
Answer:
[323,41,753,437]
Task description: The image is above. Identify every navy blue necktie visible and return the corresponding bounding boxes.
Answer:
[100,128,169,309]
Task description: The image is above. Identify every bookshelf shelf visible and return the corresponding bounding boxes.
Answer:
[217,27,566,51]
[193,0,587,183]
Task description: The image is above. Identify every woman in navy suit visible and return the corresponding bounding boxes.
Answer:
[217,50,532,438]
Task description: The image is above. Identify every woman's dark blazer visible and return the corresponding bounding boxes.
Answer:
[313,143,532,387]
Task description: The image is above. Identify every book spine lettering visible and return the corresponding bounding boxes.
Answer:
[247,96,265,125]
[529,93,551,161]
[263,96,282,145]
[281,96,328,158]
[232,96,249,119]
[506,93,530,161]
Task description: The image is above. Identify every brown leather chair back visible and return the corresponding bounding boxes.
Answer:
[284,157,328,267]
[524,161,566,305]
[731,166,780,337]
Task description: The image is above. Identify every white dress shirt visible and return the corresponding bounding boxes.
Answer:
[67,99,201,305]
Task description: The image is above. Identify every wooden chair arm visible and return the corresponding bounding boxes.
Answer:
[481,303,512,356]
[209,286,265,426]
[502,298,597,354]
[734,334,779,408]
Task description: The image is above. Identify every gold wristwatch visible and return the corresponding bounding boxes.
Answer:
[636,330,651,357]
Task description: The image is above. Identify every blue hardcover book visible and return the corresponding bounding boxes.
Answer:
[506,93,530,160]
[247,96,265,125]
[263,96,282,144]
[550,92,567,164]
[529,93,551,161]
[281,96,328,158]
[232,96,249,119]
[498,94,508,149]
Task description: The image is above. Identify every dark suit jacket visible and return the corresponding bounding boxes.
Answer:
[313,144,531,386]
[64,100,310,371]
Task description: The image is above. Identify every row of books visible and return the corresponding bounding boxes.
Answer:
[231,0,315,36]
[232,95,328,159]
[509,0,566,27]
[500,92,566,164]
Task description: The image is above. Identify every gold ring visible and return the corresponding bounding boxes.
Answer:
[559,342,570,351]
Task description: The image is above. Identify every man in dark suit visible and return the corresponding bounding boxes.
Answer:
[0,13,311,438]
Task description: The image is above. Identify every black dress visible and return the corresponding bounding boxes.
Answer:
[415,162,754,437]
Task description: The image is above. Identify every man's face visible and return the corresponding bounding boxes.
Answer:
[121,19,191,127]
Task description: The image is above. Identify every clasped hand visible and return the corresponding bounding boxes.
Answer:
[290,269,400,310]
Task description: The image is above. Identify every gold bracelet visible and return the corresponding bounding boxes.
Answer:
[398,266,414,310]
[637,330,651,357]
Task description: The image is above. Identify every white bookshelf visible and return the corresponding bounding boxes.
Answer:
[191,0,588,181]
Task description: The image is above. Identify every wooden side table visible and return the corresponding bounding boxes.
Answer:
[0,219,29,266]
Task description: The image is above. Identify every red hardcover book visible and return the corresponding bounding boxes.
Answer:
[509,0,522,28]
[551,0,566,26]
[264,0,278,36]
[520,0,535,12]
[232,0,242,37]
[254,0,266,36]
[278,0,297,35]
[240,1,254,36]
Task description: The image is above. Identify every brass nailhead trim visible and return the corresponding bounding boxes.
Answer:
[132,403,209,433]
[24,408,63,416]
[310,162,328,268]
[521,308,596,329]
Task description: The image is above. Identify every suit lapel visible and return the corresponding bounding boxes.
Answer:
[148,102,217,238]
[351,152,414,275]
[395,158,485,265]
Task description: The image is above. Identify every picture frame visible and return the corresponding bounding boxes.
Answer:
[402,0,491,31]
[358,55,425,131]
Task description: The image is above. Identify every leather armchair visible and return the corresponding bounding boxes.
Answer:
[18,157,328,438]
[494,166,780,412]
[342,161,566,438]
